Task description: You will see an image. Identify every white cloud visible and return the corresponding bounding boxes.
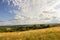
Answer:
[14,15,25,20]
[11,0,48,20]
[1,0,60,25]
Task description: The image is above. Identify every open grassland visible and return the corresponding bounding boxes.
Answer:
[0,27,60,40]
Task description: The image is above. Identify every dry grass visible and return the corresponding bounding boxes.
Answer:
[0,27,60,40]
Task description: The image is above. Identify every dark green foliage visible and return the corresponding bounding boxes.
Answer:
[0,24,54,32]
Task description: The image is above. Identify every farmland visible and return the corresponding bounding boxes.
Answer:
[0,26,60,40]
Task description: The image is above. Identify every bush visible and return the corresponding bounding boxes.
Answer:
[0,24,52,32]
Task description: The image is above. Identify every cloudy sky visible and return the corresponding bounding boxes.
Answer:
[0,0,60,26]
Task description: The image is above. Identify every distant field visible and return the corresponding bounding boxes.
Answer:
[0,27,60,40]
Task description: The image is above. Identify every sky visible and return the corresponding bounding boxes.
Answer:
[0,0,60,26]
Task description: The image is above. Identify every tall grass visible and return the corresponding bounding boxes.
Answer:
[0,27,60,40]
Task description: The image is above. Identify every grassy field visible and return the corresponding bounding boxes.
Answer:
[0,27,60,40]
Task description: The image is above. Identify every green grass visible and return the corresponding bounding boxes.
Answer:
[0,27,60,40]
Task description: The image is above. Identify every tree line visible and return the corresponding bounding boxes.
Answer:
[0,24,55,32]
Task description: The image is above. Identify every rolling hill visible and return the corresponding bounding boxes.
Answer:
[0,27,60,40]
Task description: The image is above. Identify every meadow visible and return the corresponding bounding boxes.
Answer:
[0,27,60,40]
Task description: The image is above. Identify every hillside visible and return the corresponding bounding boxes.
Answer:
[0,27,60,40]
